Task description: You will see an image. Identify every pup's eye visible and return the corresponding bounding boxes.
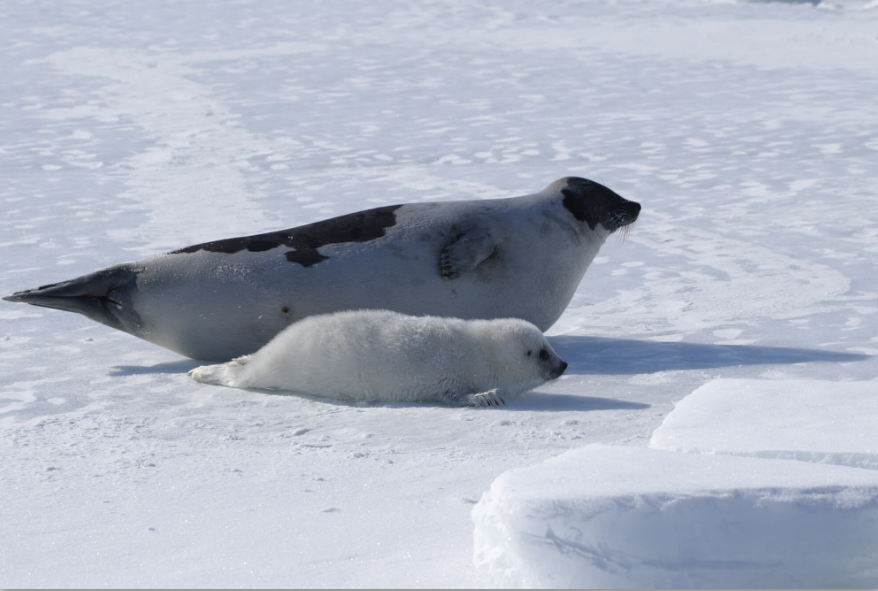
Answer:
[539,349,550,360]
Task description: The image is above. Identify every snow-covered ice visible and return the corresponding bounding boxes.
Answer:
[2,0,878,587]
[651,378,878,469]
[472,445,878,589]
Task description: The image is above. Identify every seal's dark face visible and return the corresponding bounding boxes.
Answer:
[560,177,640,233]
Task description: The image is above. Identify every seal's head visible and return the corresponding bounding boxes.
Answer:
[477,318,568,395]
[552,176,641,234]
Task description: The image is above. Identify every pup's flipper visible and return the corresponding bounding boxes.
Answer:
[464,389,506,407]
[438,388,506,407]
[188,357,249,387]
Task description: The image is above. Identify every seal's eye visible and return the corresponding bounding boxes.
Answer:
[527,350,532,356]
[539,349,550,361]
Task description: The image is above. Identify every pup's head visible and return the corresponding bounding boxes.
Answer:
[486,319,567,395]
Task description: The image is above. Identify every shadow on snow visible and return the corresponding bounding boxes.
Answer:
[548,335,869,376]
[92,337,869,414]
[507,392,649,412]
[110,360,201,376]
[109,338,868,379]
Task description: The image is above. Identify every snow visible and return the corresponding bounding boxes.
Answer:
[2,0,878,587]
[472,445,878,589]
[650,378,878,468]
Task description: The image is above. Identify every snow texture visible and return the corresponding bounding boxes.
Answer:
[2,0,878,587]
[651,378,878,469]
[472,445,878,589]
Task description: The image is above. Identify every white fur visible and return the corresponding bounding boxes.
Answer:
[188,310,567,407]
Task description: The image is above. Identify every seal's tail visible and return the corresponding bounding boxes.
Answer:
[2,264,138,331]
[188,355,252,387]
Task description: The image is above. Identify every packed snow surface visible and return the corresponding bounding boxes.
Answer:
[651,378,878,468]
[2,0,878,587]
[472,445,878,589]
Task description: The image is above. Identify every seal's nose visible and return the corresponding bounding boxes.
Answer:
[552,360,568,379]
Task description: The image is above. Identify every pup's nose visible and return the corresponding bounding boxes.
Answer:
[559,360,568,374]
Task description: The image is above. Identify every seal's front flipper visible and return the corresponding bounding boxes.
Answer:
[463,389,506,407]
[439,230,496,280]
[438,388,506,407]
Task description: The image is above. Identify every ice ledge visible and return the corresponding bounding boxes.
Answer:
[650,378,878,469]
[472,445,878,589]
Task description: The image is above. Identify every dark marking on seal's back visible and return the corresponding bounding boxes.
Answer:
[171,205,403,267]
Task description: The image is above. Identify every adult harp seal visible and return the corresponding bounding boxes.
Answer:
[4,177,640,360]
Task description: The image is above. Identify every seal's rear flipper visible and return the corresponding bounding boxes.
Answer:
[188,360,246,387]
[2,265,138,331]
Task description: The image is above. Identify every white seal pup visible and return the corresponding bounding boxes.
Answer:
[4,177,640,361]
[188,310,568,407]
